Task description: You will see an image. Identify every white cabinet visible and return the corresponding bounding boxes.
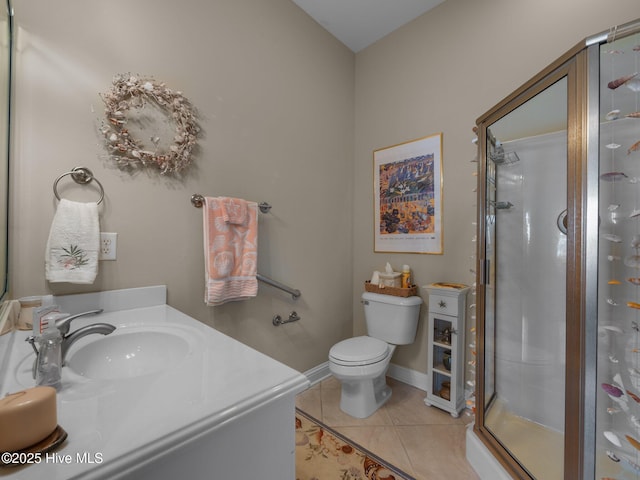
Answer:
[424,283,469,417]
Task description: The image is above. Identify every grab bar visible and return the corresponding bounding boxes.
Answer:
[257,274,301,300]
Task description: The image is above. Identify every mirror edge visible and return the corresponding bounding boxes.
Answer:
[0,0,13,303]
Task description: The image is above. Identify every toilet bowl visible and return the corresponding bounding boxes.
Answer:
[328,292,422,418]
[329,336,396,418]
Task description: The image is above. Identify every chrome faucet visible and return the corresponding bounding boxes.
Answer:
[55,309,116,365]
[54,309,104,335]
[27,309,116,378]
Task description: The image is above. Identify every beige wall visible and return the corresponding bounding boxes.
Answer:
[7,0,640,378]
[9,0,355,372]
[353,0,640,375]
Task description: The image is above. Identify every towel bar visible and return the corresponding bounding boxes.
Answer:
[190,193,272,214]
[53,167,105,205]
[194,193,300,300]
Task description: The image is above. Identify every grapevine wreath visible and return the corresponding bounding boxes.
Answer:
[100,74,199,175]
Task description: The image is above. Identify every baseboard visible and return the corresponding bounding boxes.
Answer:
[302,362,427,392]
[387,363,428,391]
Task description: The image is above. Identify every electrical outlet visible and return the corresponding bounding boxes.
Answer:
[99,232,117,261]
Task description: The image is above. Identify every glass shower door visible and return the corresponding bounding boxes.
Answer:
[473,17,640,480]
[596,28,640,480]
[479,75,569,480]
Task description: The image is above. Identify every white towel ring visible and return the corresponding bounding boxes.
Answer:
[53,166,105,205]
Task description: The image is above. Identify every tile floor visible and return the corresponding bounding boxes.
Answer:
[295,376,481,480]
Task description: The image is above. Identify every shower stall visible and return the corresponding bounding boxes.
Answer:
[470,18,640,480]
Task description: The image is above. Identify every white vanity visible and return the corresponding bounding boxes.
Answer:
[0,286,309,479]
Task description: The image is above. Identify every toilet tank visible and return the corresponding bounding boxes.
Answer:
[362,292,423,345]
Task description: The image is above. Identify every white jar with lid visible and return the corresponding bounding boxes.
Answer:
[17,296,42,331]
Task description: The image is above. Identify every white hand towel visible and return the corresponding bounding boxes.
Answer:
[45,199,100,284]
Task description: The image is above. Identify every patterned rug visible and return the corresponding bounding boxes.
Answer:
[295,408,416,480]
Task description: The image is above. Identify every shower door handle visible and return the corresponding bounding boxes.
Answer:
[480,259,490,286]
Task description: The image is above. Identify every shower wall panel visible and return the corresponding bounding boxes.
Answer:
[495,131,567,431]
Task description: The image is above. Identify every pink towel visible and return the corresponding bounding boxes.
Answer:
[203,196,258,306]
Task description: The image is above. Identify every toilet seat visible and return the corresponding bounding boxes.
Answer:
[329,336,390,366]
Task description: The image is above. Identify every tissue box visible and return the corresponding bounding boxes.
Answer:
[378,272,401,288]
[365,281,417,297]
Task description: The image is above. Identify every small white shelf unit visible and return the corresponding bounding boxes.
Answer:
[424,283,470,417]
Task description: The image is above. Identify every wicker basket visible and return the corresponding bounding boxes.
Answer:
[364,281,418,297]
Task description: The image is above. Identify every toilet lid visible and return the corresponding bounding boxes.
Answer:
[329,336,389,366]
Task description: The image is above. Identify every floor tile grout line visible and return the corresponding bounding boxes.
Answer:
[393,423,420,477]
[297,376,480,480]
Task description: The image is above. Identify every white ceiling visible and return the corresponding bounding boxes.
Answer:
[291,0,445,52]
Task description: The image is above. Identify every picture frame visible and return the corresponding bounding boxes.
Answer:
[373,133,443,254]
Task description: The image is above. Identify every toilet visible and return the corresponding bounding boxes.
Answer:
[328,291,422,418]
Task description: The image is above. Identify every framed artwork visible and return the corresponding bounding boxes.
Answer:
[373,133,443,254]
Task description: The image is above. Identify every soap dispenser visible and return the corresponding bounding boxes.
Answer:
[35,321,62,390]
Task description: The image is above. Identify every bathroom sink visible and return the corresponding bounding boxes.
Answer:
[66,329,191,380]
[4,290,310,480]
